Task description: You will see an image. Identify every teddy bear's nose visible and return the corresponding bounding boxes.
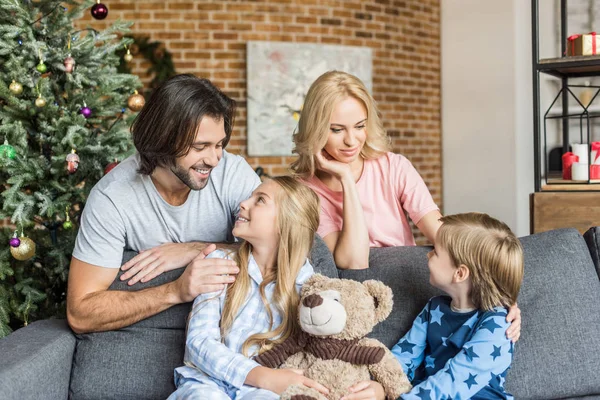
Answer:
[303,294,323,308]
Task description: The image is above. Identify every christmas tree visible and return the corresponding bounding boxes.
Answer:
[0,0,143,337]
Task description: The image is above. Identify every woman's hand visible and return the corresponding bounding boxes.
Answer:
[120,242,206,285]
[315,150,353,182]
[247,367,329,396]
[342,380,386,400]
[506,303,521,343]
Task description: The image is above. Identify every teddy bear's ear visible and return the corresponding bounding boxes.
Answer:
[301,274,328,296]
[363,280,393,323]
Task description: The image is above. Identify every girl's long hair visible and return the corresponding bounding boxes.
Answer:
[189,176,320,357]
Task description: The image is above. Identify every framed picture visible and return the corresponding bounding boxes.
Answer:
[247,41,373,156]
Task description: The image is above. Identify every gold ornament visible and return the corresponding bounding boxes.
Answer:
[10,236,36,261]
[9,80,23,95]
[124,49,133,62]
[127,90,145,112]
[35,95,46,108]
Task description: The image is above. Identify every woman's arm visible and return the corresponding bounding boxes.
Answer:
[316,151,370,270]
[415,210,443,245]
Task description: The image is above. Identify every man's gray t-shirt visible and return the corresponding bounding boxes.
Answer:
[72,150,261,268]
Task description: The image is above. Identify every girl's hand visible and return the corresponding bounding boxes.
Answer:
[315,150,353,182]
[257,368,329,396]
[342,380,385,400]
[506,303,521,343]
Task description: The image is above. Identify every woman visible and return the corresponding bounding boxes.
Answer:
[291,70,442,271]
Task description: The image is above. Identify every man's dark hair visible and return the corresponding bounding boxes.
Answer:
[131,74,236,175]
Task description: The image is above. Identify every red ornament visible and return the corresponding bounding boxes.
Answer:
[66,149,80,174]
[104,159,119,175]
[91,1,108,20]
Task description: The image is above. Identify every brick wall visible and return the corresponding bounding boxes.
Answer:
[78,0,441,244]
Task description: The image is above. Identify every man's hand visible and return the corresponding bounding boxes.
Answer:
[342,380,386,400]
[120,242,204,285]
[169,244,240,303]
[506,302,522,343]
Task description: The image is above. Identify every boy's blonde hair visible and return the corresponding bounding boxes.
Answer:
[290,70,391,177]
[437,213,524,311]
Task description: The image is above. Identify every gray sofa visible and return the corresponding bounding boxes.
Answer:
[2,229,600,400]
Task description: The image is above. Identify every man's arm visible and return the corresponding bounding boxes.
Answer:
[119,241,241,285]
[66,246,239,334]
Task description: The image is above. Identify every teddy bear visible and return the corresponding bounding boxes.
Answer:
[255,274,412,400]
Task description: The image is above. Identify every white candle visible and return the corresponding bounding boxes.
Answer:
[571,162,589,181]
[572,143,589,164]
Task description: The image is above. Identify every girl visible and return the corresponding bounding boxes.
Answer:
[168,176,329,399]
[392,213,524,399]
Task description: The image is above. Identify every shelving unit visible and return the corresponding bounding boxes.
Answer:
[531,0,600,234]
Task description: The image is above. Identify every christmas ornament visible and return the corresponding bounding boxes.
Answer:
[35,95,46,108]
[36,61,47,73]
[64,55,75,73]
[63,207,73,230]
[9,80,23,95]
[127,90,145,112]
[9,231,20,248]
[104,159,119,175]
[0,139,16,159]
[91,0,108,19]
[66,149,80,174]
[80,104,92,118]
[10,236,36,261]
[124,49,133,62]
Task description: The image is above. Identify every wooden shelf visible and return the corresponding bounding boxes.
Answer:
[542,181,600,191]
[538,55,600,78]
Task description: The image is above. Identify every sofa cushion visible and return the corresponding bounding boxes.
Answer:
[338,245,441,348]
[69,235,337,399]
[505,228,600,399]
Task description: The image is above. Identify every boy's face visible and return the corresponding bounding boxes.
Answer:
[427,244,457,292]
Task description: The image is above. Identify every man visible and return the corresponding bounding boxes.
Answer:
[66,74,260,334]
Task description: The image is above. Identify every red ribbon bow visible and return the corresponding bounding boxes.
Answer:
[567,32,597,55]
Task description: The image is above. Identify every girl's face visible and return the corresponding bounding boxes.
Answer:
[322,96,368,166]
[233,180,281,246]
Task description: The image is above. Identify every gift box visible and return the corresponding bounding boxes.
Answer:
[566,32,599,56]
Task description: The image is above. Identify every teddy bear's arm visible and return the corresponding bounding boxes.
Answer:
[337,344,386,365]
[254,333,307,369]
[359,338,412,399]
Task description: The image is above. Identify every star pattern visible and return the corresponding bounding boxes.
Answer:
[398,340,416,354]
[425,355,436,369]
[464,373,478,389]
[429,305,444,325]
[416,388,432,400]
[490,345,502,361]
[392,296,513,399]
[463,346,479,362]
[480,318,502,334]
[419,307,430,323]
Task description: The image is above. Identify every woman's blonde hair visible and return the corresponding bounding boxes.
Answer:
[290,70,391,177]
[188,176,320,359]
[436,213,524,311]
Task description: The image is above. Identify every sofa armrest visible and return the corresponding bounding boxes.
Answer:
[584,227,600,279]
[0,319,75,400]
